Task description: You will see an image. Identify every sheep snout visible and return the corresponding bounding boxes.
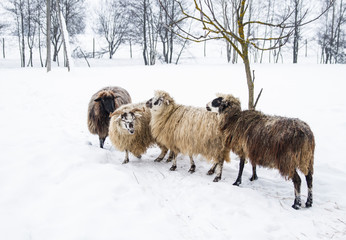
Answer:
[146,99,153,108]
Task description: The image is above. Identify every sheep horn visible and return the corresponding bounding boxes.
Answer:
[109,110,124,118]
[132,107,145,113]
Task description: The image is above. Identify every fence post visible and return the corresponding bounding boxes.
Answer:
[2,38,5,59]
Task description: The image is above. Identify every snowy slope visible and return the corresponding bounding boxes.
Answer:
[0,63,345,240]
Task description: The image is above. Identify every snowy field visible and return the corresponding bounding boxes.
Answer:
[0,58,346,239]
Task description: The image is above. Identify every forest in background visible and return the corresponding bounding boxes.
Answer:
[0,0,345,68]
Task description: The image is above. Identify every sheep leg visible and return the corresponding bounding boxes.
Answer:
[166,151,175,162]
[154,147,168,162]
[169,152,177,171]
[207,163,218,175]
[292,170,302,210]
[233,157,245,186]
[99,137,106,148]
[305,171,313,208]
[188,156,196,173]
[213,160,224,182]
[250,163,258,181]
[122,150,130,164]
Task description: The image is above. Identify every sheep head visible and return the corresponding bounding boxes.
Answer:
[146,90,174,113]
[94,91,120,115]
[110,107,145,135]
[206,94,241,114]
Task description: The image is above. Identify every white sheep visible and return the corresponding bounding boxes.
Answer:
[108,102,171,164]
[146,90,230,181]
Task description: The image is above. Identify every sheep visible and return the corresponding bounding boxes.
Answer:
[87,86,131,148]
[108,102,170,164]
[206,94,315,209]
[108,102,190,167]
[146,90,230,181]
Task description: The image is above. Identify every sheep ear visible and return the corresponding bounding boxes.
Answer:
[219,102,229,113]
[134,113,142,118]
[94,97,102,102]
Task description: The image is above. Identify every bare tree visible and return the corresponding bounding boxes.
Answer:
[6,0,26,67]
[128,0,160,65]
[318,0,346,63]
[25,0,38,67]
[50,0,85,63]
[95,0,128,59]
[158,0,189,64]
[161,0,333,109]
[163,0,292,109]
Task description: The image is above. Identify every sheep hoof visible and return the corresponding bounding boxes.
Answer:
[188,165,196,173]
[166,158,173,163]
[305,201,312,208]
[233,181,241,186]
[122,159,129,164]
[137,155,142,159]
[213,176,221,182]
[154,157,163,162]
[170,165,177,171]
[292,198,302,210]
[99,138,105,148]
[249,175,258,181]
[292,204,301,210]
[207,169,214,175]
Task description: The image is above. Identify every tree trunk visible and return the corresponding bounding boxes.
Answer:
[143,0,148,65]
[53,42,58,62]
[293,0,299,64]
[57,0,70,71]
[93,38,95,58]
[46,0,51,72]
[238,0,254,110]
[20,7,25,67]
[242,44,254,110]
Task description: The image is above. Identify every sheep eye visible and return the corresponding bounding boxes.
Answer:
[130,112,136,120]
[154,99,160,106]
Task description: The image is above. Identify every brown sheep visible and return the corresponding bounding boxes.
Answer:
[206,94,315,210]
[87,86,131,148]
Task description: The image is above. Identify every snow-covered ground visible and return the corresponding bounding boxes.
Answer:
[0,59,346,239]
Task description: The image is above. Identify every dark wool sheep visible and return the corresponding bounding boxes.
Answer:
[87,86,131,148]
[207,94,315,210]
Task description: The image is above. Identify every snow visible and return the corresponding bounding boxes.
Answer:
[0,61,346,240]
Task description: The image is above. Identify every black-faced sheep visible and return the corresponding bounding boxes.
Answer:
[87,86,131,148]
[146,90,230,181]
[108,102,171,164]
[206,94,315,209]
